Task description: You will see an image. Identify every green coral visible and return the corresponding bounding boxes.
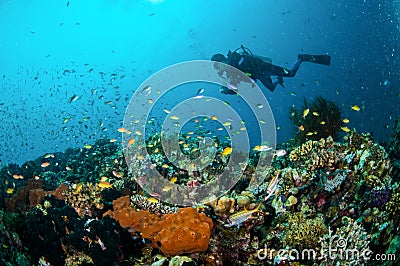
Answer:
[289,96,342,144]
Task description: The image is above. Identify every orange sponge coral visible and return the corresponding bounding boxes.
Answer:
[104,196,213,255]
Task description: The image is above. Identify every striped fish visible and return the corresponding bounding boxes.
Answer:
[264,171,280,201]
[225,202,262,227]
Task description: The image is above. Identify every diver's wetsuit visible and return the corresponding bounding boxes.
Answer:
[218,46,330,92]
[226,49,300,92]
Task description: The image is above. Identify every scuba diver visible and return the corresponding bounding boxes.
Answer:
[211,45,331,94]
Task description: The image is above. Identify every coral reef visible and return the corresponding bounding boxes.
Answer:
[320,217,371,266]
[104,195,213,256]
[61,182,105,217]
[206,195,235,214]
[130,194,178,214]
[4,179,67,212]
[25,195,143,266]
[0,210,31,265]
[289,96,342,144]
[1,125,399,265]
[281,212,328,249]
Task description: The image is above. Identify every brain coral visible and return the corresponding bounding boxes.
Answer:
[104,195,213,255]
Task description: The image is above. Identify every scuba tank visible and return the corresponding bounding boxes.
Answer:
[234,45,273,64]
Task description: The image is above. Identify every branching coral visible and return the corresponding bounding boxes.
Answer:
[320,217,371,266]
[281,212,328,249]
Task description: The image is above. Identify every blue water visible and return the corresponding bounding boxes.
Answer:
[0,0,399,165]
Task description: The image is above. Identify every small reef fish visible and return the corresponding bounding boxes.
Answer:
[320,121,326,125]
[41,162,50,168]
[141,86,151,96]
[306,132,317,136]
[112,171,122,178]
[118,127,131,134]
[197,88,204,94]
[13,174,24,179]
[298,125,305,131]
[75,183,83,194]
[127,138,135,146]
[253,145,273,152]
[342,118,350,123]
[312,112,319,116]
[147,197,159,203]
[265,171,280,201]
[302,108,309,118]
[170,115,179,120]
[341,126,351,132]
[98,181,112,189]
[351,105,361,111]
[272,149,286,158]
[69,94,79,103]
[221,147,232,157]
[225,203,263,227]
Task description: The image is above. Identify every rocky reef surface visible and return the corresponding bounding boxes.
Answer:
[0,128,399,265]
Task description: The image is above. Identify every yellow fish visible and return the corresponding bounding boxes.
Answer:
[211,115,218,120]
[118,127,129,133]
[147,197,159,203]
[83,144,92,149]
[351,105,360,111]
[341,126,351,132]
[312,112,319,116]
[302,108,309,118]
[223,121,232,126]
[6,187,14,194]
[110,138,117,143]
[162,184,173,192]
[342,118,350,123]
[98,181,112,189]
[306,132,316,136]
[75,183,83,194]
[170,115,180,120]
[127,138,135,146]
[320,121,326,125]
[226,202,262,227]
[222,147,232,156]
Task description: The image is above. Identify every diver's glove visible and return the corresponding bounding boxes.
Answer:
[271,76,284,89]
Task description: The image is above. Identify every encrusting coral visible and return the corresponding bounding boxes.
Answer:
[104,195,213,256]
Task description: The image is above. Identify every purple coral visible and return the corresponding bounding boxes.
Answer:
[368,188,391,208]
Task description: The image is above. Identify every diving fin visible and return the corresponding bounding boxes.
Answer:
[298,54,331,66]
